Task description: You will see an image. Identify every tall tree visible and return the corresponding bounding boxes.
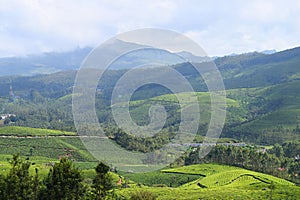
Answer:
[92,161,114,200]
[40,157,86,200]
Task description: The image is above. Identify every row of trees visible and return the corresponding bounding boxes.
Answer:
[0,155,114,200]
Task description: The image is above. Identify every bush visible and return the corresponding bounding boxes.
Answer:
[130,190,157,200]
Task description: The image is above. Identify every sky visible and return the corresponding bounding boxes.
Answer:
[0,0,300,57]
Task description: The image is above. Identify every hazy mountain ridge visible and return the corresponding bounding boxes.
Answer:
[0,47,92,76]
[1,46,300,99]
[0,40,287,77]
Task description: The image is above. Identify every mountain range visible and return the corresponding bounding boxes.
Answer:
[0,39,278,76]
[0,45,300,144]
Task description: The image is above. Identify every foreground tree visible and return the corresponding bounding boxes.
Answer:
[0,154,40,200]
[40,157,86,200]
[92,161,114,200]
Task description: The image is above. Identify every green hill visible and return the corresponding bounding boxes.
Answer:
[227,81,300,143]
[128,92,240,130]
[1,46,300,145]
[118,163,299,200]
[166,164,295,188]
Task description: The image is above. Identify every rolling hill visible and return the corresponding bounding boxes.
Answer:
[118,163,299,200]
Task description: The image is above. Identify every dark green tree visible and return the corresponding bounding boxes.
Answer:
[0,154,40,200]
[92,161,114,200]
[270,143,284,158]
[4,117,10,125]
[40,157,86,200]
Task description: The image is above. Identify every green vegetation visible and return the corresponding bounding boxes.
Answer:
[119,170,200,187]
[1,156,298,200]
[226,82,300,144]
[185,144,300,185]
[0,126,76,136]
[91,161,114,199]
[117,164,299,200]
[129,190,157,200]
[2,60,300,145]
[1,46,300,199]
[0,155,116,200]
[0,137,96,162]
[39,157,86,200]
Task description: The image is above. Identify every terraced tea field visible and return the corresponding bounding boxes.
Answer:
[118,164,299,199]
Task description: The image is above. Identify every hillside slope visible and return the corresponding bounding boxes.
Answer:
[119,164,299,200]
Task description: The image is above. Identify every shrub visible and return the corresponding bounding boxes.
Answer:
[130,190,157,200]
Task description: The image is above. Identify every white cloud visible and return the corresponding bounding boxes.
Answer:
[183,0,300,56]
[0,0,300,57]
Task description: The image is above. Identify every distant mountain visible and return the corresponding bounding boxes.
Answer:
[261,49,276,54]
[0,47,92,76]
[213,46,300,88]
[0,39,286,77]
[108,40,184,70]
[0,39,188,76]
[66,39,190,70]
[1,46,300,98]
[175,51,212,63]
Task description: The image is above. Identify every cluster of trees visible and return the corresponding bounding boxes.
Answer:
[185,142,300,185]
[104,126,176,153]
[0,155,158,200]
[3,98,76,132]
[0,115,17,125]
[0,155,115,200]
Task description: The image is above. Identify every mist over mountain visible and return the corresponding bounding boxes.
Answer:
[0,37,287,77]
[0,47,92,76]
[0,39,187,76]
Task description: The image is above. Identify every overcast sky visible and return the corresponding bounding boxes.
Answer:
[1,0,300,57]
